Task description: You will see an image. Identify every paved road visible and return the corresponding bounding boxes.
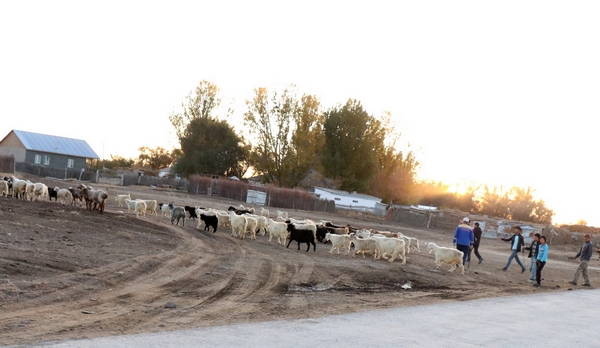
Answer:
[15,288,600,348]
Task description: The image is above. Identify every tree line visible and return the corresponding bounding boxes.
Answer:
[101,80,556,225]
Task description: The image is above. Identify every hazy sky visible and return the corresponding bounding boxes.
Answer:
[1,1,599,225]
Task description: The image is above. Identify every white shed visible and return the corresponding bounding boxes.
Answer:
[313,187,383,214]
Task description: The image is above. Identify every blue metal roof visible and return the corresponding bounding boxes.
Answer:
[13,130,100,159]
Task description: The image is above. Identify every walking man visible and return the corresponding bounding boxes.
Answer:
[569,233,593,287]
[525,233,541,282]
[499,226,526,273]
[453,217,474,266]
[472,222,484,264]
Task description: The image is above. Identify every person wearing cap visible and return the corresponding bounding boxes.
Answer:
[569,233,593,286]
[453,217,474,266]
[499,226,526,273]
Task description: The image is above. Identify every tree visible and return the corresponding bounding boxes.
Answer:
[169,80,221,139]
[136,146,175,170]
[99,155,134,169]
[174,117,249,178]
[322,99,384,192]
[370,112,419,203]
[243,86,323,187]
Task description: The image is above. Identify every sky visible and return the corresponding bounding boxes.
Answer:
[1,1,599,226]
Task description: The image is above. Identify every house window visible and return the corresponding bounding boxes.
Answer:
[43,155,50,165]
[334,198,341,201]
[34,154,41,164]
[67,158,74,168]
[352,200,359,203]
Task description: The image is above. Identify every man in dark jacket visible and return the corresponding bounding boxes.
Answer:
[525,233,541,282]
[569,233,593,286]
[472,222,484,264]
[499,226,526,273]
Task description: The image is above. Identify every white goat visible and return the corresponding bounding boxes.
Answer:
[276,210,288,221]
[115,194,131,207]
[229,211,248,239]
[375,237,406,264]
[260,207,269,217]
[350,235,378,259]
[134,200,147,218]
[427,242,465,275]
[266,218,288,245]
[142,199,158,216]
[56,189,73,205]
[325,232,352,255]
[0,180,9,197]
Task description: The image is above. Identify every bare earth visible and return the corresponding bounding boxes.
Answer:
[0,174,595,346]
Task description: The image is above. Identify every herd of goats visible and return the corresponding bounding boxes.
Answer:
[2,175,469,275]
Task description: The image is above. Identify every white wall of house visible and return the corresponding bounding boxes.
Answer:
[314,188,380,208]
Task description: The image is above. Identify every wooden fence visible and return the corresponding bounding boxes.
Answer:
[0,154,14,174]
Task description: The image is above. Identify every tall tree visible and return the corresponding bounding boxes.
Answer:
[370,112,420,203]
[322,99,384,192]
[243,86,323,187]
[174,117,249,178]
[169,80,221,139]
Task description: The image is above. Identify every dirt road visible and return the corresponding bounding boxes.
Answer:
[0,175,595,346]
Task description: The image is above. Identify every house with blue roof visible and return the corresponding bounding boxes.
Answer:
[0,130,99,171]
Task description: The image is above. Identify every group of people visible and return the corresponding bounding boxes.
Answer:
[453,218,593,287]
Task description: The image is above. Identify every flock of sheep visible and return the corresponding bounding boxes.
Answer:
[2,176,467,275]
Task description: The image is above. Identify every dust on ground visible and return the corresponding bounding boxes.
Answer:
[0,174,595,346]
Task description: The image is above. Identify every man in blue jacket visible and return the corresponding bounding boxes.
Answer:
[453,217,474,266]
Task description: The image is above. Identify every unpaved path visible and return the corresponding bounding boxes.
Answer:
[0,174,597,346]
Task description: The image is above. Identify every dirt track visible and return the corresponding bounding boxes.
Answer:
[0,175,596,346]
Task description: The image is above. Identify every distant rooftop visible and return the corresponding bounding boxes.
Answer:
[10,130,99,159]
[314,186,382,202]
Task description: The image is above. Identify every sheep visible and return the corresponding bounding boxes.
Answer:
[427,242,465,275]
[171,206,186,226]
[260,207,269,217]
[142,200,158,216]
[244,216,258,240]
[228,206,252,215]
[229,211,248,238]
[10,176,28,200]
[276,210,288,221]
[33,183,48,201]
[115,194,131,207]
[184,206,198,220]
[349,235,378,259]
[134,200,147,218]
[198,213,219,233]
[325,232,352,255]
[68,187,84,206]
[215,210,231,228]
[286,223,316,252]
[48,187,59,201]
[79,186,108,214]
[56,189,73,205]
[266,218,288,245]
[158,202,172,218]
[0,180,9,197]
[374,237,406,264]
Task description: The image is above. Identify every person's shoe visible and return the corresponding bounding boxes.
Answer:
[568,281,577,286]
[521,267,526,273]
[583,283,591,287]
[478,258,484,264]
[533,283,541,287]
[527,279,534,283]
[501,267,507,271]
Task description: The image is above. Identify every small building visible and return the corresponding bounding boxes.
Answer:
[158,167,172,178]
[0,130,99,170]
[313,187,385,215]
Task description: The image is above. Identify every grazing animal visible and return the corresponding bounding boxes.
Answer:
[276,210,288,221]
[56,189,73,205]
[115,194,131,207]
[266,218,288,245]
[427,242,465,275]
[142,199,158,216]
[10,176,28,200]
[171,206,186,226]
[349,235,378,259]
[199,213,219,233]
[0,180,10,197]
[286,223,316,252]
[325,232,352,255]
[48,187,59,201]
[134,200,147,218]
[184,205,198,220]
[68,187,84,206]
[374,237,406,264]
[260,207,269,217]
[229,211,248,238]
[159,202,172,218]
